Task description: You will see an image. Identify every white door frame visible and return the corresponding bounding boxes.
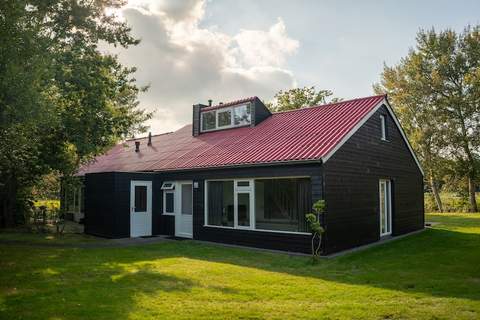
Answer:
[174,181,193,238]
[130,180,152,237]
[379,179,392,236]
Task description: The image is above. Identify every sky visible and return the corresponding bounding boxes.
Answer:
[107,0,480,135]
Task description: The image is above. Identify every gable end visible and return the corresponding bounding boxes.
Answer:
[321,98,424,176]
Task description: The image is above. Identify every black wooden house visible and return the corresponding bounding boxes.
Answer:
[65,95,424,255]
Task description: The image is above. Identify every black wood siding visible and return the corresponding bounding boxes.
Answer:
[84,172,174,238]
[323,105,424,254]
[155,163,322,253]
[84,172,117,238]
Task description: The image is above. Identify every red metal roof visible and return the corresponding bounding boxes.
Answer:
[77,95,386,175]
[201,96,257,112]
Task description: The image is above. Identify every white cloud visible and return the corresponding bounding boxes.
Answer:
[107,0,299,134]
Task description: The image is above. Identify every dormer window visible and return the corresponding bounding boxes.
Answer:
[217,109,232,127]
[201,111,216,131]
[234,104,251,126]
[201,103,252,132]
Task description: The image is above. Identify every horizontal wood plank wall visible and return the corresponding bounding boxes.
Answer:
[84,172,116,238]
[84,172,174,238]
[84,164,322,250]
[323,105,424,254]
[157,163,323,254]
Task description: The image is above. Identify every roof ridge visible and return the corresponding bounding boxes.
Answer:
[125,131,174,142]
[202,96,258,111]
[271,94,386,115]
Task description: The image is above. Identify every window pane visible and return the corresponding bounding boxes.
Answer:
[380,182,386,234]
[237,193,250,227]
[237,181,250,187]
[181,184,192,215]
[202,111,216,131]
[255,178,311,232]
[207,181,234,227]
[217,109,232,127]
[233,104,251,126]
[381,115,387,140]
[135,186,147,212]
[165,192,174,213]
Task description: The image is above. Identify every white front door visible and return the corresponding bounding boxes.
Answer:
[379,179,392,236]
[175,182,193,238]
[130,181,152,237]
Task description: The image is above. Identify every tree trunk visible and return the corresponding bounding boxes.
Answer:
[468,174,478,213]
[429,175,444,212]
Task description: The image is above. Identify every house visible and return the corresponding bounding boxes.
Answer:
[63,94,424,255]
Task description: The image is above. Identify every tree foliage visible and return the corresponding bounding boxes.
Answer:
[0,0,152,227]
[375,26,480,212]
[267,86,341,112]
[305,200,326,260]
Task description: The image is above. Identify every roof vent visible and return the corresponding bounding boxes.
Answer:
[219,102,223,106]
[135,141,140,152]
[147,132,152,146]
[208,99,212,107]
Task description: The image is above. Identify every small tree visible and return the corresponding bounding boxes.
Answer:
[305,200,326,260]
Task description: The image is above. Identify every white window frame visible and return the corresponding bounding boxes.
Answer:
[380,114,387,141]
[217,108,233,129]
[200,103,252,133]
[234,180,255,229]
[163,181,176,216]
[379,179,392,236]
[161,182,175,190]
[204,177,311,235]
[201,110,217,132]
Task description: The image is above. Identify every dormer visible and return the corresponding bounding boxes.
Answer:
[192,97,271,136]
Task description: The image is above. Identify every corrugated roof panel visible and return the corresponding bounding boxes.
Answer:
[77,95,385,174]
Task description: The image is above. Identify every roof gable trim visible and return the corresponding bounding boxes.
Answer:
[321,98,424,176]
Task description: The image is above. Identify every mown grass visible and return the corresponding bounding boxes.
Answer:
[1,213,480,319]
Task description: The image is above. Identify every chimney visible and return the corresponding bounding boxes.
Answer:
[208,99,212,107]
[135,141,140,152]
[147,132,152,146]
[192,103,208,137]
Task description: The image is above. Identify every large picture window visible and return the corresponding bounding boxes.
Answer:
[205,177,311,234]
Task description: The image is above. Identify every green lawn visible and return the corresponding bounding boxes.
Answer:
[1,213,480,319]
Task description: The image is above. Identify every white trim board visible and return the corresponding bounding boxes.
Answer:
[321,98,424,176]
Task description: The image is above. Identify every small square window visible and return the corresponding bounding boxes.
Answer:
[218,109,232,127]
[202,111,216,131]
[233,104,251,126]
